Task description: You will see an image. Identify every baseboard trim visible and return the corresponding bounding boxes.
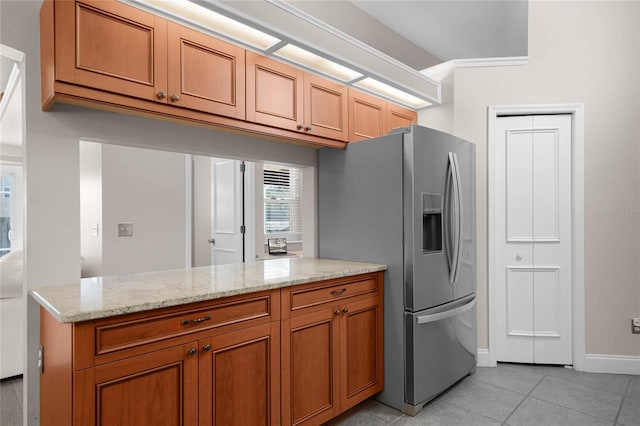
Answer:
[582,354,640,375]
[477,349,491,367]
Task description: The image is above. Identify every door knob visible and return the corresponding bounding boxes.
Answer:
[208,238,215,246]
[342,307,348,314]
[297,124,304,130]
[170,94,180,102]
[187,348,197,356]
[515,253,524,261]
[304,125,312,132]
[202,343,212,352]
[156,91,167,99]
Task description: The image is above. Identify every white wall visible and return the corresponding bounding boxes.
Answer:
[0,2,317,424]
[100,144,188,276]
[425,1,640,357]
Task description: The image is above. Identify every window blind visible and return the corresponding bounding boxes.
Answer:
[263,165,302,235]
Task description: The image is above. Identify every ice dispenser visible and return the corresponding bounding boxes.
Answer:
[422,193,442,253]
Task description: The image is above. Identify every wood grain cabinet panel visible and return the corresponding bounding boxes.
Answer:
[246,51,304,132]
[304,74,348,141]
[281,272,384,425]
[74,343,199,426]
[55,0,168,103]
[199,323,280,426]
[348,89,387,142]
[387,103,418,133]
[167,23,245,119]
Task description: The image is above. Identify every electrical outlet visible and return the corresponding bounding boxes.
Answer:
[632,317,640,334]
[118,222,133,237]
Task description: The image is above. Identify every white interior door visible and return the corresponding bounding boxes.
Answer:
[210,158,244,265]
[493,114,572,365]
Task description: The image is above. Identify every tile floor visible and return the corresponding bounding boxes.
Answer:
[327,364,640,426]
[1,364,638,425]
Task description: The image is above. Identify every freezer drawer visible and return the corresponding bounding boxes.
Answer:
[405,294,477,411]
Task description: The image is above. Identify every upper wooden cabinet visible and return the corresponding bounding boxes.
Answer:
[50,0,245,119]
[387,103,418,133]
[167,23,245,119]
[348,88,418,142]
[246,52,348,142]
[54,0,168,103]
[348,89,387,142]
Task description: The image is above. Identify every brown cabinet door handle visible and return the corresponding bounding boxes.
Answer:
[202,343,212,352]
[334,309,341,316]
[181,315,211,326]
[342,307,349,314]
[330,288,347,296]
[187,348,198,356]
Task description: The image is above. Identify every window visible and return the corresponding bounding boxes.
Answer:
[0,174,13,258]
[263,164,302,240]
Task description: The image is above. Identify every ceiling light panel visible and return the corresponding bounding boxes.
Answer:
[139,0,280,50]
[273,44,363,83]
[355,78,432,109]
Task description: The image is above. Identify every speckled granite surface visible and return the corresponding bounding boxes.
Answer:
[31,258,386,323]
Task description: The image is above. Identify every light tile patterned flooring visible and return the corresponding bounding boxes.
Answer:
[326,364,640,426]
[1,364,638,425]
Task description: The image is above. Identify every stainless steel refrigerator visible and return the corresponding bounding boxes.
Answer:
[318,125,476,415]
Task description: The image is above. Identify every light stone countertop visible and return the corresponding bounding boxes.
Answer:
[31,257,387,323]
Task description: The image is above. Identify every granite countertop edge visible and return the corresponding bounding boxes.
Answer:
[31,260,387,323]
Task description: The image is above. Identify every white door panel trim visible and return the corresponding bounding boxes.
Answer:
[488,103,585,369]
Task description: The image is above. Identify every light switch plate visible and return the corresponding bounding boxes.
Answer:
[118,222,133,237]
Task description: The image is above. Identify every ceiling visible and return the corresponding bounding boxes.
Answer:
[216,0,529,72]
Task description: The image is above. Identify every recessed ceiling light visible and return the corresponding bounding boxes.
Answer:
[273,44,363,83]
[355,78,432,109]
[138,0,281,50]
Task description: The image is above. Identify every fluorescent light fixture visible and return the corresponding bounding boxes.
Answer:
[141,0,280,50]
[273,44,363,83]
[355,77,432,109]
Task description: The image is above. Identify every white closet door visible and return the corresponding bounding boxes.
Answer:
[493,114,572,365]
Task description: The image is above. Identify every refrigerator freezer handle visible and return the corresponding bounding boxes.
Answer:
[416,297,476,325]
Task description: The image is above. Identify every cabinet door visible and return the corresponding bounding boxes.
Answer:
[199,323,280,426]
[387,103,417,133]
[340,296,384,411]
[167,23,245,119]
[304,74,349,141]
[246,52,304,132]
[74,343,198,426]
[348,89,387,142]
[55,0,168,103]
[282,308,340,426]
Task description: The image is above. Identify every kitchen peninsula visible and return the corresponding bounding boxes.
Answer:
[33,257,386,425]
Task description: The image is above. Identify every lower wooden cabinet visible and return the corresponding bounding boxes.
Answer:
[40,274,383,426]
[74,344,199,426]
[281,273,384,426]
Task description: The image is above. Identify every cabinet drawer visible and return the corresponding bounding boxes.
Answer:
[94,294,272,356]
[289,277,379,312]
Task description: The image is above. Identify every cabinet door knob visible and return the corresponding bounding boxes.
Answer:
[297,123,304,130]
[170,94,181,102]
[187,348,197,356]
[202,343,212,352]
[342,307,348,314]
[156,91,167,99]
[305,125,312,132]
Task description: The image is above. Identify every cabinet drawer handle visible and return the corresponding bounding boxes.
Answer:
[187,348,197,356]
[181,315,211,326]
[330,288,347,296]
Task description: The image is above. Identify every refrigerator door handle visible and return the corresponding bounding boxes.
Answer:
[447,152,461,284]
[443,154,453,273]
[449,153,462,284]
[416,297,476,325]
